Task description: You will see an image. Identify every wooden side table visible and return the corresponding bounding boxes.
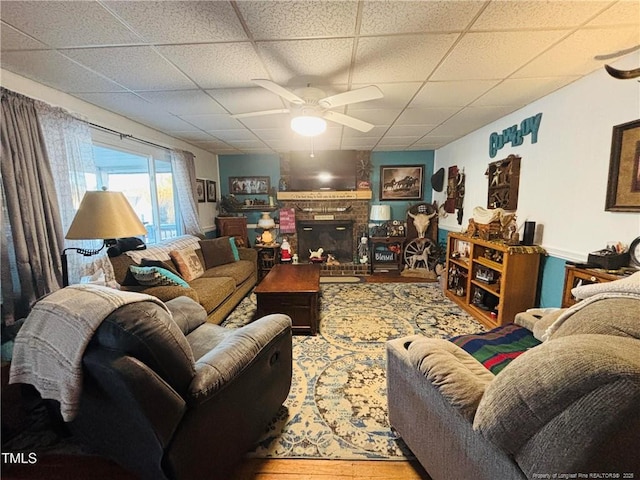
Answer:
[370,237,405,273]
[561,265,625,307]
[255,244,280,281]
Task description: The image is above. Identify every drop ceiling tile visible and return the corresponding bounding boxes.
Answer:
[1,50,126,93]
[225,139,269,150]
[61,46,195,91]
[396,107,460,126]
[432,30,567,81]
[411,80,500,108]
[207,129,258,142]
[192,140,233,150]
[0,22,47,50]
[353,34,458,83]
[0,1,142,48]
[342,108,402,125]
[472,76,580,107]
[342,126,387,138]
[102,1,247,43]
[588,1,640,26]
[515,26,640,78]
[137,90,226,115]
[131,114,198,132]
[386,125,432,137]
[74,91,167,120]
[471,1,611,30]
[168,131,218,142]
[377,136,422,146]
[180,113,244,131]
[157,43,267,89]
[361,1,485,34]
[429,105,517,136]
[257,39,354,85]
[251,129,291,141]
[207,87,286,114]
[236,1,358,39]
[235,115,291,130]
[348,82,423,110]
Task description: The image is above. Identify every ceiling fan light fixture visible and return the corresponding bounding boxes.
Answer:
[291,115,327,137]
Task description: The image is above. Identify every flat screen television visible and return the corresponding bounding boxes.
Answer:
[288,151,357,191]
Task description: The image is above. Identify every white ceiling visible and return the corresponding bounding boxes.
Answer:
[1,1,638,155]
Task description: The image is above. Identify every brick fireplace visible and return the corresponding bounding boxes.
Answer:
[277,192,371,275]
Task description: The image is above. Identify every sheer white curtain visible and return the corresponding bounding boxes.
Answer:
[35,102,115,285]
[170,149,202,235]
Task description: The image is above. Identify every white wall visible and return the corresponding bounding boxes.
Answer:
[434,55,640,262]
[0,69,219,233]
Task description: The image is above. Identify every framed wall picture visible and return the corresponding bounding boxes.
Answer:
[206,180,217,202]
[605,119,640,212]
[229,176,270,195]
[380,165,424,201]
[196,178,205,203]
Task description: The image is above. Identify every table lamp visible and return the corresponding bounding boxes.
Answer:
[62,189,147,286]
[370,204,391,236]
[257,212,276,245]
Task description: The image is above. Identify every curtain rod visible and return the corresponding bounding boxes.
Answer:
[86,121,172,152]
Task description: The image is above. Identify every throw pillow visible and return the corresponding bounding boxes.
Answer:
[170,248,205,281]
[229,236,240,261]
[199,237,236,268]
[129,265,189,287]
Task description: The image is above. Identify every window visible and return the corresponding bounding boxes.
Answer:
[91,136,181,244]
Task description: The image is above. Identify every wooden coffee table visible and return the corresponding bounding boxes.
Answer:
[254,263,321,335]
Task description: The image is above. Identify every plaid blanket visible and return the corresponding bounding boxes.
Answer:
[449,323,540,375]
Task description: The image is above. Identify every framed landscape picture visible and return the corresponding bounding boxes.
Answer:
[380,165,424,200]
[206,180,217,202]
[196,178,205,203]
[229,176,270,195]
[605,119,640,212]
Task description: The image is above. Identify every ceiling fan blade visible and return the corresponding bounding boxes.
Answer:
[318,85,383,109]
[252,79,305,105]
[323,111,375,132]
[604,64,640,80]
[231,109,290,119]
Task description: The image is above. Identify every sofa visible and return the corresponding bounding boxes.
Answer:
[387,273,640,479]
[68,295,292,480]
[109,234,257,324]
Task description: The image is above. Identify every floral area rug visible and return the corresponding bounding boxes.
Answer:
[222,282,485,460]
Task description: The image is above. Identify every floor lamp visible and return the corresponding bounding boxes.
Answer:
[62,190,147,287]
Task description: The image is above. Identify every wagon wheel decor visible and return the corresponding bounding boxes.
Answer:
[403,237,437,270]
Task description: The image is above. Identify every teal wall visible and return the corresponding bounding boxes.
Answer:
[371,151,435,220]
[219,150,436,222]
[219,153,280,229]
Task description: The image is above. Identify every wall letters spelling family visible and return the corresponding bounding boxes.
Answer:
[489,113,543,158]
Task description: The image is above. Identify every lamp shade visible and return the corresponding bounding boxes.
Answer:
[65,190,147,240]
[257,212,276,230]
[291,115,327,137]
[370,205,391,222]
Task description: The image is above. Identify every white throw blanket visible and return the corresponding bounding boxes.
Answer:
[9,284,170,421]
[124,234,201,264]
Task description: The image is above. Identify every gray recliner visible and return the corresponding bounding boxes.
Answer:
[69,296,292,480]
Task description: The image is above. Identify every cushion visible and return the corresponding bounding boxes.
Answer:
[229,237,240,261]
[199,237,237,268]
[189,276,236,313]
[129,265,189,287]
[170,248,205,281]
[202,259,254,286]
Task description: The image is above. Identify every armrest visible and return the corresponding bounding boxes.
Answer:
[188,314,292,403]
[406,337,494,421]
[238,247,257,263]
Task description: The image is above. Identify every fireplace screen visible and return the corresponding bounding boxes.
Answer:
[297,220,354,263]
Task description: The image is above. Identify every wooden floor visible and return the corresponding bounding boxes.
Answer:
[231,458,432,480]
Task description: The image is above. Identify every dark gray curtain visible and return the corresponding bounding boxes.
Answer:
[1,88,64,325]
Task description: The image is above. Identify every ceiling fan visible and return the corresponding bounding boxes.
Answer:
[231,79,384,136]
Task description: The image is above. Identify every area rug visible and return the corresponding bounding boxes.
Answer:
[222,282,485,460]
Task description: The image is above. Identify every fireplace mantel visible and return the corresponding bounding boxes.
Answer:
[277,190,372,201]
